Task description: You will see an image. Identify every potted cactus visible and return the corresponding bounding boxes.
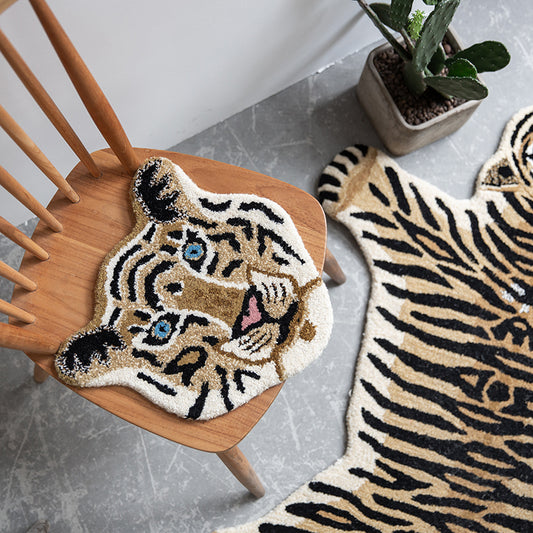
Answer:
[355,0,510,155]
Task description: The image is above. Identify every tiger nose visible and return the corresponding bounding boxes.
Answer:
[179,280,245,325]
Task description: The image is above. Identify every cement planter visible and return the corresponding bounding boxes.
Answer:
[356,31,482,156]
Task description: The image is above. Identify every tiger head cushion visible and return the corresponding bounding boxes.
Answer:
[55,157,332,420]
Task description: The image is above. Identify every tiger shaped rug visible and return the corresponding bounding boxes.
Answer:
[218,108,533,531]
[54,157,333,420]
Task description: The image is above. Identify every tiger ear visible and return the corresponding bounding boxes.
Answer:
[477,155,520,192]
[132,157,187,223]
[477,107,533,193]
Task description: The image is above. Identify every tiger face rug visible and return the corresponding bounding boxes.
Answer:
[55,157,332,420]
[219,108,533,531]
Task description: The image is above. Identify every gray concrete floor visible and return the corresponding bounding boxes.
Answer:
[2,2,532,531]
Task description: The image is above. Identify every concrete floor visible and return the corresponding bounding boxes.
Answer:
[1,2,532,531]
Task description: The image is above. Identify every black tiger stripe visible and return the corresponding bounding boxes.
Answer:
[394,212,470,268]
[285,501,383,533]
[436,264,516,313]
[385,166,410,215]
[504,192,533,227]
[133,349,163,368]
[257,226,304,264]
[350,211,398,229]
[308,481,412,527]
[239,201,283,223]
[362,231,423,257]
[143,223,157,242]
[164,346,208,386]
[510,111,533,146]
[354,144,369,156]
[360,378,464,433]
[363,406,527,486]
[187,381,210,419]
[485,514,533,531]
[188,216,217,229]
[199,198,231,212]
[373,260,452,288]
[410,182,440,230]
[144,261,174,310]
[372,492,494,532]
[233,369,260,393]
[222,259,243,277]
[370,346,532,436]
[383,283,500,320]
[127,253,156,301]
[318,190,339,203]
[340,148,359,165]
[487,200,533,252]
[206,252,219,275]
[358,429,520,515]
[412,494,486,513]
[410,310,490,340]
[227,217,253,240]
[328,160,348,175]
[350,459,430,490]
[469,210,510,274]
[137,372,175,395]
[215,365,233,412]
[108,307,121,327]
[111,244,142,300]
[207,232,241,252]
[485,225,533,274]
[377,307,533,384]
[436,198,478,264]
[272,253,289,266]
[318,173,341,188]
[368,182,390,207]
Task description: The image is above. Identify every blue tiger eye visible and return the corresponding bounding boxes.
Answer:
[154,320,171,339]
[184,243,204,260]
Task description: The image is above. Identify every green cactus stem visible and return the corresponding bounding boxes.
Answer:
[390,0,413,30]
[453,41,511,72]
[427,44,446,74]
[447,57,477,78]
[412,0,460,73]
[358,0,411,61]
[425,75,488,99]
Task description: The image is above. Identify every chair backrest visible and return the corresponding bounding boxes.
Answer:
[0,0,138,351]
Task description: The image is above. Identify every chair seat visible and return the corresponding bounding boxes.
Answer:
[9,148,327,452]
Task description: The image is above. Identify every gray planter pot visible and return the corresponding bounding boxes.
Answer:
[356,31,482,156]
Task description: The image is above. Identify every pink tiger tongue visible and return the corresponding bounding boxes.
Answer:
[241,295,262,331]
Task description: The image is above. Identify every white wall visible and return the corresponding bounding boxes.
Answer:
[1,0,378,225]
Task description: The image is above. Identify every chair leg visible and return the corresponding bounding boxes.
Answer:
[323,247,346,285]
[33,363,49,384]
[216,445,265,498]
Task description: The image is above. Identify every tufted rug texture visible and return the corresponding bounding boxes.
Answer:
[54,157,332,420]
[219,107,533,531]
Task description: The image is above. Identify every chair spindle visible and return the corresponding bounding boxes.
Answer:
[0,104,79,202]
[0,165,63,232]
[29,0,140,176]
[0,298,35,323]
[0,215,49,260]
[0,260,36,290]
[0,322,58,353]
[0,28,101,178]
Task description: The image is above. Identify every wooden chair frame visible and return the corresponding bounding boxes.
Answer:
[0,0,345,498]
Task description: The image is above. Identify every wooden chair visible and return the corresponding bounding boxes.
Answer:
[0,0,346,498]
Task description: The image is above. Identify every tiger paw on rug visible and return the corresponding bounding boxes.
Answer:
[55,157,332,420]
[219,107,533,531]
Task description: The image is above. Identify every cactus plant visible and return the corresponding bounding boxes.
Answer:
[356,0,510,100]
